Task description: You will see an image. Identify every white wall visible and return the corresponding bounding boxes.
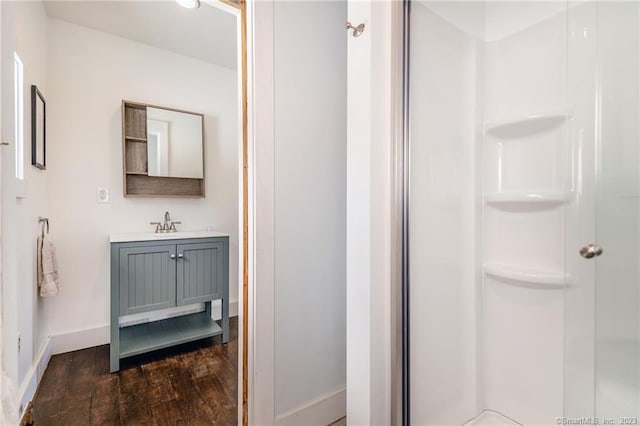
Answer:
[346,1,373,424]
[345,1,400,424]
[1,1,50,419]
[14,0,50,394]
[273,0,347,423]
[44,18,239,344]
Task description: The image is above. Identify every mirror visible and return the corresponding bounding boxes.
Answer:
[146,107,204,179]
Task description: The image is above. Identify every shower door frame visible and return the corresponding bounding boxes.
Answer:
[400,1,411,425]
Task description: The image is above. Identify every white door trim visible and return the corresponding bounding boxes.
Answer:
[346,1,403,424]
[247,0,276,424]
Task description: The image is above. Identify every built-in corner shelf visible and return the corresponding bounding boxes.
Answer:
[484,263,571,289]
[485,109,570,139]
[485,191,571,208]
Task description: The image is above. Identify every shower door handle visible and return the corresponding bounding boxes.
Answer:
[580,244,603,259]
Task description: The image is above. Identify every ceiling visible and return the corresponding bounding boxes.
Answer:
[43,1,238,69]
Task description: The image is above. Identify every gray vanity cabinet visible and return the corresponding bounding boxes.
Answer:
[110,236,229,373]
[177,241,225,305]
[119,245,176,315]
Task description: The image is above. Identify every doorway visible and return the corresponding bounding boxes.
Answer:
[0,0,250,424]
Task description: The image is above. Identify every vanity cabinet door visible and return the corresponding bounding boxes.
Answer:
[176,241,225,305]
[119,245,176,315]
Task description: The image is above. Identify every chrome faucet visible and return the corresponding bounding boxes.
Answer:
[150,211,181,233]
[163,211,171,231]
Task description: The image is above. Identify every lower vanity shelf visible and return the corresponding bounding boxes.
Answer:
[110,233,229,372]
[119,311,222,359]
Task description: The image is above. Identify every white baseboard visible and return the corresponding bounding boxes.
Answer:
[50,325,110,355]
[212,299,239,320]
[18,337,52,421]
[275,387,346,426]
[51,300,239,355]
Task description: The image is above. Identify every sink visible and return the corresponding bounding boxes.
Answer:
[150,231,219,239]
[151,231,190,238]
[110,230,229,243]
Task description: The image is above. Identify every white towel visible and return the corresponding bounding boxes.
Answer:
[37,234,59,297]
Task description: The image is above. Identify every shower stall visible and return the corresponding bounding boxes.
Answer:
[404,2,640,424]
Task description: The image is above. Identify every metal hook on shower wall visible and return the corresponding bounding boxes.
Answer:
[345,21,365,37]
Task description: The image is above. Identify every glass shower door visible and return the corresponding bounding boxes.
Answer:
[592,2,640,418]
[565,1,640,419]
[408,2,573,424]
[405,1,640,424]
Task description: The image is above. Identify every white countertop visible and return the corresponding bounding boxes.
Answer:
[110,231,229,243]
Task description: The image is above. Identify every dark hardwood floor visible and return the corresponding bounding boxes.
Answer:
[32,317,238,425]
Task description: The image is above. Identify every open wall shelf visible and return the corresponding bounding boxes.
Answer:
[121,100,205,197]
[484,263,571,289]
[485,109,570,139]
[125,136,147,142]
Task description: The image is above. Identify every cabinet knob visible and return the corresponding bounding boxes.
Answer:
[170,254,176,259]
[177,253,184,259]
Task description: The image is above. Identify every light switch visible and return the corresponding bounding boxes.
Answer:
[97,187,110,203]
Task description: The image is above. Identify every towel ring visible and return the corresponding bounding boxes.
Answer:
[38,217,49,237]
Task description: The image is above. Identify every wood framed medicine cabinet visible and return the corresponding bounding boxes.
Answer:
[121,100,205,197]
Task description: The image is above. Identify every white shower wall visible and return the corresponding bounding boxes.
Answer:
[412,1,640,423]
[410,2,587,425]
[408,3,481,424]
[481,6,568,424]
